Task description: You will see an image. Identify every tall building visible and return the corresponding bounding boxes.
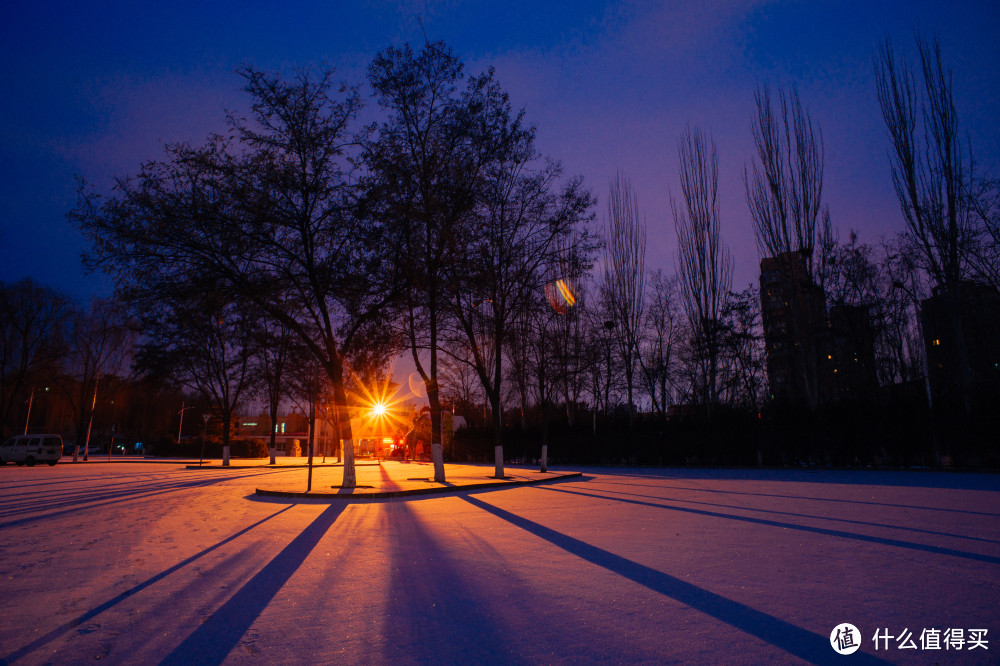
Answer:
[921,281,1000,404]
[828,304,879,400]
[759,250,832,406]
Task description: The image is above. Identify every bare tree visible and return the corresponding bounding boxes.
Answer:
[674,126,732,412]
[58,298,132,461]
[73,67,395,487]
[875,34,975,290]
[719,285,766,409]
[969,177,1000,290]
[252,311,296,465]
[875,33,978,411]
[135,287,254,466]
[745,85,829,409]
[640,270,682,421]
[0,279,70,437]
[602,173,646,428]
[367,41,498,483]
[448,145,595,478]
[745,84,827,274]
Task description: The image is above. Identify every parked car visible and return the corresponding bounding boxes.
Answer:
[62,443,101,456]
[1,434,63,466]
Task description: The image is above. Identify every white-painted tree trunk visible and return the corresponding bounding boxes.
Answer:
[540,444,548,473]
[494,445,504,479]
[222,445,230,467]
[269,447,276,465]
[432,442,445,483]
[342,439,356,487]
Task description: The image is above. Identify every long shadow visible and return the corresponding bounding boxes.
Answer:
[460,494,889,666]
[0,505,294,664]
[0,471,200,502]
[595,479,1000,517]
[0,469,292,529]
[160,503,347,665]
[603,467,1000,491]
[541,486,1000,565]
[585,484,1000,545]
[381,502,528,665]
[0,471,156,490]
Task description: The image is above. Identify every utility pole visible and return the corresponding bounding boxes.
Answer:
[23,388,34,435]
[80,374,100,462]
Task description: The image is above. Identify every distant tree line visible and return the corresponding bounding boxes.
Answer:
[6,34,995,472]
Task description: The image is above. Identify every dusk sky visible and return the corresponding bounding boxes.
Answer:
[2,0,999,303]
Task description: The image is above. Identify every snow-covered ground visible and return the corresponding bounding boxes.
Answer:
[0,463,997,664]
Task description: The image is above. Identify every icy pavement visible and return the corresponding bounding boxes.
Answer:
[0,462,997,665]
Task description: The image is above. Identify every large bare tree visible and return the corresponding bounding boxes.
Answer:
[674,126,732,412]
[367,41,499,482]
[640,270,682,421]
[135,287,254,466]
[73,67,396,486]
[745,84,826,273]
[58,298,132,462]
[447,131,595,478]
[875,34,978,411]
[744,85,829,409]
[602,174,646,428]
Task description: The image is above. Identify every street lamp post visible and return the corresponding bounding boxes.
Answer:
[200,413,210,466]
[79,375,100,462]
[177,400,194,447]
[23,388,33,436]
[23,387,49,436]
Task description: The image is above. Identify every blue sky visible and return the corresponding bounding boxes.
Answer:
[2,0,998,301]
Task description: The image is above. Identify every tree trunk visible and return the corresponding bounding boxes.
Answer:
[221,410,231,467]
[427,383,446,483]
[306,406,315,492]
[268,403,278,465]
[492,398,504,479]
[540,401,549,473]
[331,363,356,488]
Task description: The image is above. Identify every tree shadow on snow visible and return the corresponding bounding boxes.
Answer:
[381,501,528,665]
[592,478,1000,518]
[538,486,1000,566]
[566,484,1000,545]
[0,505,295,664]
[159,503,347,665]
[601,467,1000,492]
[460,494,891,666]
[0,468,292,529]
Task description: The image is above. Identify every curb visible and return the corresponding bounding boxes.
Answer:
[255,471,583,500]
[185,462,381,470]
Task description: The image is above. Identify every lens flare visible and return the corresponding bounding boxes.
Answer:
[556,279,576,306]
[544,278,576,314]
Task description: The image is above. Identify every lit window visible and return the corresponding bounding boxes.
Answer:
[932,339,941,346]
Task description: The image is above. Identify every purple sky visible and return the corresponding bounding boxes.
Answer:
[2,1,999,302]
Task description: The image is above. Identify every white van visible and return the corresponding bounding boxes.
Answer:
[0,434,63,466]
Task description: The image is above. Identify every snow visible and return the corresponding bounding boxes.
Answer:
[0,462,997,664]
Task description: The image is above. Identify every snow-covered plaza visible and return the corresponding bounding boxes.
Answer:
[0,461,997,664]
